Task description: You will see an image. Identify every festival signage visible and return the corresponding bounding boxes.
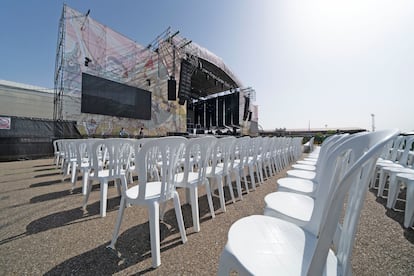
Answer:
[0,117,11,130]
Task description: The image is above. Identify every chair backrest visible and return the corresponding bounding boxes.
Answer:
[307,129,399,276]
[231,136,250,169]
[307,132,370,235]
[75,138,98,166]
[209,136,236,175]
[314,134,348,168]
[247,136,262,162]
[90,138,134,178]
[61,139,78,165]
[398,135,414,167]
[388,135,405,161]
[53,139,61,154]
[181,136,216,184]
[134,136,187,201]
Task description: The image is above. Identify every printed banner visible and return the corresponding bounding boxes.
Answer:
[0,117,11,130]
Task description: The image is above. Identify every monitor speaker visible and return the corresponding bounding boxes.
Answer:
[168,79,176,101]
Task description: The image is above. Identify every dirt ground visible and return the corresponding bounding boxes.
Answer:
[0,157,413,275]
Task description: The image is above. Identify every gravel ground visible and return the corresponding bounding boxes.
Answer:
[0,157,413,275]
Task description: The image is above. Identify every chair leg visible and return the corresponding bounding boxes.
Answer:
[82,171,89,195]
[100,180,108,217]
[173,192,187,243]
[386,174,400,209]
[148,201,161,268]
[263,162,269,180]
[115,179,122,196]
[205,179,215,219]
[377,170,388,197]
[189,186,200,232]
[70,166,78,187]
[71,164,77,185]
[226,175,236,204]
[66,161,71,177]
[108,196,127,249]
[184,188,191,205]
[82,179,93,212]
[404,181,414,228]
[258,163,264,184]
[241,168,249,194]
[217,176,226,213]
[248,165,256,190]
[159,202,167,221]
[234,172,243,200]
[129,171,133,184]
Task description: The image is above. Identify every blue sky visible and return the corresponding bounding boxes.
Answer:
[1,0,413,132]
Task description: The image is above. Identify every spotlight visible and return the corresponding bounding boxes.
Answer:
[84,57,91,67]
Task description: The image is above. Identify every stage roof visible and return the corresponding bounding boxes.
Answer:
[182,41,242,98]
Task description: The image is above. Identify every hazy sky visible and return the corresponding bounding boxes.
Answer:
[1,1,413,132]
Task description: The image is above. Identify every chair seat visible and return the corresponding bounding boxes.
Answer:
[277,177,316,194]
[126,181,165,201]
[221,215,337,275]
[292,164,316,171]
[296,160,316,166]
[90,169,127,179]
[264,192,314,223]
[287,169,316,180]
[383,166,413,174]
[175,171,203,187]
[206,165,224,176]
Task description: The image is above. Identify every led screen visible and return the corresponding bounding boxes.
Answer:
[81,73,151,120]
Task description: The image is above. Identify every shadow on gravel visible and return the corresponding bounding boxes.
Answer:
[33,164,55,168]
[30,187,83,203]
[34,167,58,172]
[30,179,65,188]
[0,197,120,246]
[370,188,414,243]
[34,172,62,178]
[44,208,189,275]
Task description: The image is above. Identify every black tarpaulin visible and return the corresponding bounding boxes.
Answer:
[0,116,80,161]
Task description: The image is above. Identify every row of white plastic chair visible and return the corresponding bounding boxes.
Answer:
[370,134,414,228]
[53,135,304,214]
[52,135,303,268]
[217,129,399,275]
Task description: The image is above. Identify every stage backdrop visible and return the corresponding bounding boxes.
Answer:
[60,5,186,137]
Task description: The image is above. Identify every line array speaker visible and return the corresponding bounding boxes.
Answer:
[168,79,176,101]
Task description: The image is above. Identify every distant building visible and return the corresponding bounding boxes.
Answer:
[0,80,54,119]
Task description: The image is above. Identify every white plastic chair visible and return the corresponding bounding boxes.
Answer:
[217,129,399,276]
[174,136,216,232]
[206,136,237,212]
[286,134,349,181]
[53,139,64,167]
[229,136,250,199]
[107,137,187,268]
[276,134,351,196]
[82,139,134,217]
[385,167,414,209]
[264,132,371,232]
[372,135,406,196]
[376,135,414,198]
[395,172,414,228]
[296,134,344,166]
[244,137,263,189]
[71,138,95,194]
[60,139,78,181]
